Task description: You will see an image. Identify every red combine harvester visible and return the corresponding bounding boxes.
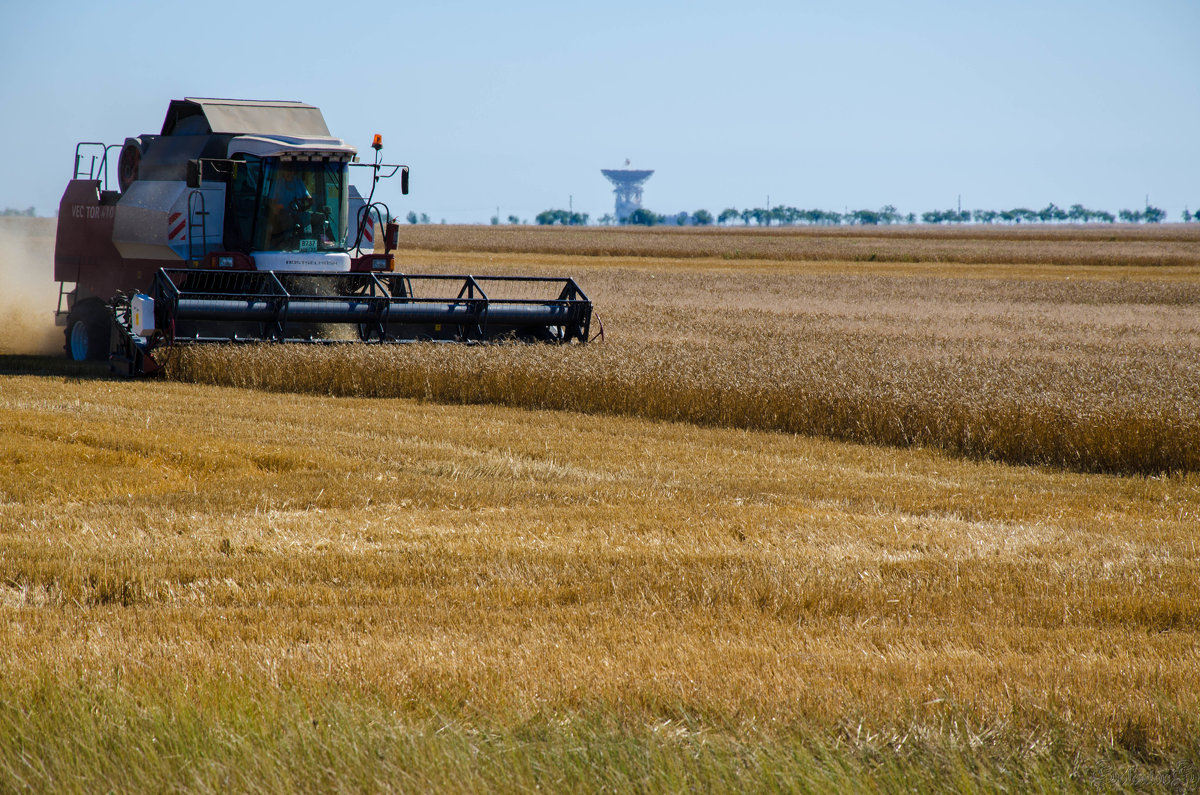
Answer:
[54,98,593,374]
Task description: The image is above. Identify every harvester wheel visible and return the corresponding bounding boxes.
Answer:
[65,300,110,361]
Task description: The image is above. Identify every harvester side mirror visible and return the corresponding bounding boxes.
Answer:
[186,160,202,188]
[400,166,409,195]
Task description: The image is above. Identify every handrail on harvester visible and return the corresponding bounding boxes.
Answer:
[72,142,122,186]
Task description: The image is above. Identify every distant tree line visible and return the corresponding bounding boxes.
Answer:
[400,203,1198,226]
[692,203,1170,226]
[535,209,589,226]
[531,202,1195,227]
[1,207,37,217]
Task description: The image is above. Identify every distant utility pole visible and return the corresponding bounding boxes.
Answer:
[767,195,770,212]
[957,194,961,214]
[569,195,573,214]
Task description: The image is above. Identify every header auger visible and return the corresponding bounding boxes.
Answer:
[53,98,593,375]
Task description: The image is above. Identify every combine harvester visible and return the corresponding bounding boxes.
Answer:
[54,97,593,375]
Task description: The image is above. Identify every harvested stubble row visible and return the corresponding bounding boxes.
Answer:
[167,262,1200,475]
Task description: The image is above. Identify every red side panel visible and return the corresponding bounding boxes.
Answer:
[54,180,171,302]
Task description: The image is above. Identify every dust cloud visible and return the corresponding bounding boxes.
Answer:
[0,218,62,355]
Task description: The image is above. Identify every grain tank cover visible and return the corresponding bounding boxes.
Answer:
[162,98,332,137]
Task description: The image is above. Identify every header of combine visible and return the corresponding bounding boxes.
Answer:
[53,97,593,375]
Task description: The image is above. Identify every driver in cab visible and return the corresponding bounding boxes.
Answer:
[267,167,312,246]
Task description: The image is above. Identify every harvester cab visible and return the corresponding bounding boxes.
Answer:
[53,97,592,375]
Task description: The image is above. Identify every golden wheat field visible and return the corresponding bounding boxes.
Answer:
[174,246,1200,475]
[3,223,1200,791]
[390,222,1200,268]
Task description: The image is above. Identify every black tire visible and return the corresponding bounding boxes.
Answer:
[64,300,110,361]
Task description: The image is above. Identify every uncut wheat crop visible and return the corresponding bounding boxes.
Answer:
[168,256,1200,474]
[387,222,1200,267]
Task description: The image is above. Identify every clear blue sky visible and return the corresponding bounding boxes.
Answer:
[1,0,1196,223]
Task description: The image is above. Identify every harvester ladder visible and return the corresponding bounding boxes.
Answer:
[187,190,209,266]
